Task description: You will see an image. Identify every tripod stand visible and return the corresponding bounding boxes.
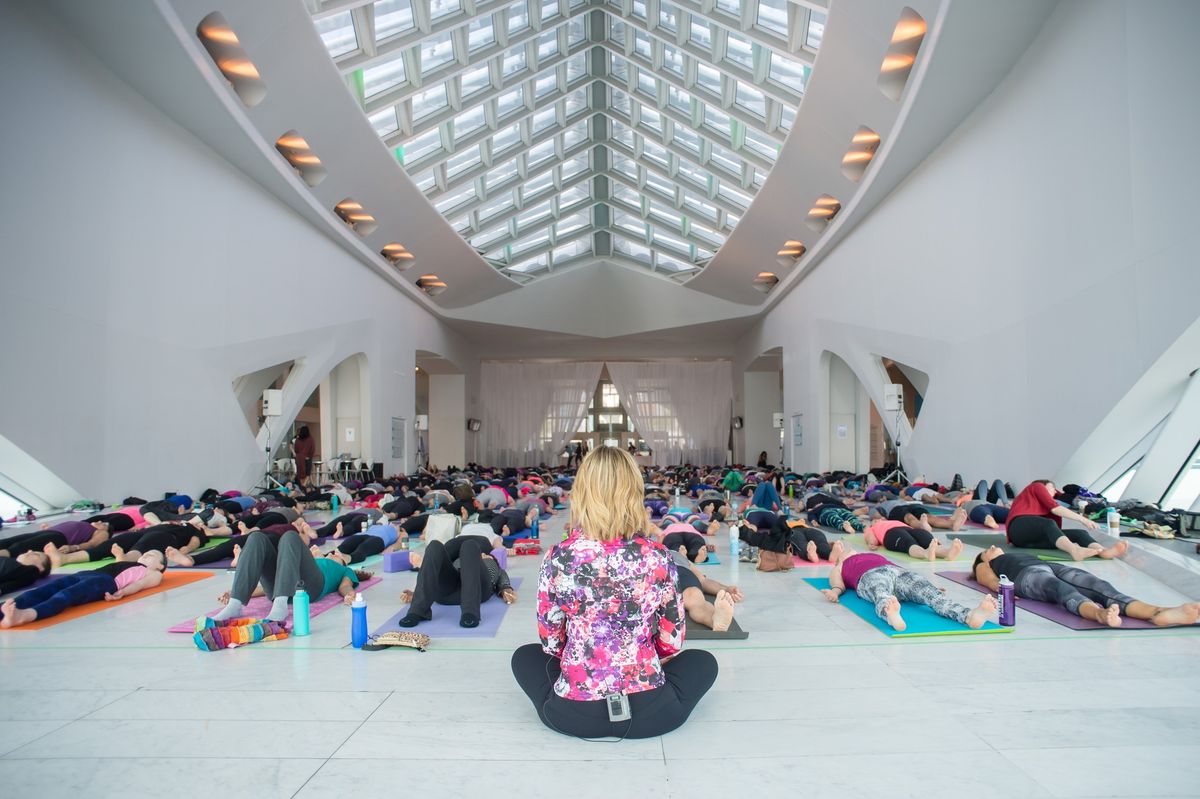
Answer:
[253,416,287,493]
[879,404,910,485]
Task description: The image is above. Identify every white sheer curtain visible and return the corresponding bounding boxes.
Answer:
[606,361,733,466]
[480,362,602,466]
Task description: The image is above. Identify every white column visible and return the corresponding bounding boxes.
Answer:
[429,374,466,468]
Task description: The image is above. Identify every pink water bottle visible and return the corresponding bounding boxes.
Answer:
[998,574,1016,626]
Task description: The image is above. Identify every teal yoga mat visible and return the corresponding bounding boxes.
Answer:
[802,577,1012,638]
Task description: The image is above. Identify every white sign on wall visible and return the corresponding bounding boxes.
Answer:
[344,427,355,442]
[836,424,848,439]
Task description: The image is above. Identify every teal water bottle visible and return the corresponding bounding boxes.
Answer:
[331,493,340,514]
[293,585,310,636]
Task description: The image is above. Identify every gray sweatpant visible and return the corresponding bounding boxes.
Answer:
[1014,563,1136,616]
[231,530,325,604]
[855,565,972,624]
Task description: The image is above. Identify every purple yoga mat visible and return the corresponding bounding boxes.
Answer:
[167,576,382,632]
[372,577,523,638]
[935,571,1192,631]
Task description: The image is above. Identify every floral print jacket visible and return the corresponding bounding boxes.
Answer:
[537,530,685,701]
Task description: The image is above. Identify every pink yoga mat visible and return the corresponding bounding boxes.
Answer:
[935,571,1193,631]
[168,576,381,633]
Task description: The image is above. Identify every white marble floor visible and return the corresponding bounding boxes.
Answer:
[1,507,1198,798]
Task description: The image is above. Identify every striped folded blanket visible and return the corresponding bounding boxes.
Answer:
[192,616,289,651]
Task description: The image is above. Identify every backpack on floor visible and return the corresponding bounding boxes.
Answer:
[423,513,462,544]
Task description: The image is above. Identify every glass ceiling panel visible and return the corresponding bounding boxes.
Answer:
[310,0,823,282]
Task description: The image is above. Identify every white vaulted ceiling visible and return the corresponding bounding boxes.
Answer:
[307,0,824,284]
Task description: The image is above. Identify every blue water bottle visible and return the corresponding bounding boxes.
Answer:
[293,585,310,637]
[351,593,368,648]
[998,574,1016,626]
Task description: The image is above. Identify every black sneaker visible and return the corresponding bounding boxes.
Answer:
[1004,482,1016,500]
[950,473,963,492]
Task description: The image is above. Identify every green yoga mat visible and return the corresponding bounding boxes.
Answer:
[803,577,1011,639]
[53,539,227,571]
[950,533,1072,561]
[843,534,971,563]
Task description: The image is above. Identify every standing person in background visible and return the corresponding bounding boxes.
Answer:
[512,446,718,739]
[293,426,316,488]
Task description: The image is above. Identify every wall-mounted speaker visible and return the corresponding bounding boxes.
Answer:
[732,416,743,430]
[883,384,904,412]
[466,418,482,432]
[262,389,282,417]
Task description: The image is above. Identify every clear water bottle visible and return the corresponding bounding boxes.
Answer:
[729,524,739,557]
[293,585,310,637]
[1107,507,1121,537]
[351,593,368,648]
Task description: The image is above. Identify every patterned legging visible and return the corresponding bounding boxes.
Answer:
[816,507,865,532]
[855,565,971,624]
[1015,563,1136,616]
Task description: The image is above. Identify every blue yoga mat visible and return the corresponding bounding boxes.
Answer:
[372,577,523,638]
[698,553,721,567]
[802,577,1012,638]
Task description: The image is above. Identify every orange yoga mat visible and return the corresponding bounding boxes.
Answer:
[0,570,214,631]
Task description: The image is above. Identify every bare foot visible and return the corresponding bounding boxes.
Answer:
[711,590,735,632]
[44,542,63,568]
[984,515,999,529]
[229,544,242,568]
[921,519,934,534]
[926,543,939,563]
[842,521,854,533]
[950,508,966,532]
[677,545,689,559]
[947,538,964,560]
[0,601,36,628]
[331,522,344,540]
[806,540,819,563]
[1150,604,1200,627]
[883,596,906,631]
[830,540,845,560]
[165,546,194,567]
[966,595,997,629]
[693,549,708,564]
[1070,544,1097,562]
[1099,541,1128,559]
[110,543,126,561]
[409,552,423,569]
[309,545,323,558]
[1101,603,1122,628]
[237,521,250,535]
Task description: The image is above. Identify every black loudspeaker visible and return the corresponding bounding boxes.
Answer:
[732,416,744,429]
[466,418,482,432]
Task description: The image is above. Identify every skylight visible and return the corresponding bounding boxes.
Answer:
[308,0,822,282]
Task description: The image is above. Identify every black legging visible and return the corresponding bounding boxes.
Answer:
[336,534,387,564]
[787,525,832,560]
[1007,515,1096,549]
[882,525,935,553]
[188,532,283,565]
[662,532,707,562]
[0,531,67,557]
[316,513,370,537]
[887,504,928,523]
[88,525,203,561]
[737,523,791,554]
[85,513,137,533]
[511,644,718,739]
[241,511,289,529]
[408,536,494,619]
[402,514,430,535]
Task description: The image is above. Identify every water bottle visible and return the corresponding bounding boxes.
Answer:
[1107,507,1121,537]
[331,493,340,514]
[293,585,310,636]
[998,574,1016,626]
[351,593,368,648]
[729,524,739,557]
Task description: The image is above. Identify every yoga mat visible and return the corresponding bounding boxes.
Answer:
[168,575,382,633]
[950,533,1072,561]
[372,577,523,639]
[685,593,749,639]
[54,538,229,572]
[792,555,834,567]
[802,577,1011,639]
[1,571,215,631]
[935,571,1194,631]
[697,553,721,567]
[843,534,971,563]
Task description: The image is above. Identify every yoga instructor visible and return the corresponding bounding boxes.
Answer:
[511,446,718,739]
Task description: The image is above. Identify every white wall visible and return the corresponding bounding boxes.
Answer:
[428,374,466,468]
[0,4,479,504]
[742,371,782,468]
[735,0,1200,485]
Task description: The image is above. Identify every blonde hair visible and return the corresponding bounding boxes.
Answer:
[570,446,646,541]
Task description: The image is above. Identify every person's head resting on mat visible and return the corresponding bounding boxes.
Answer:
[15,550,52,577]
[970,545,1005,582]
[571,446,645,542]
[138,550,167,572]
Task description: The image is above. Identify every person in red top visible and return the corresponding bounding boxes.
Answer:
[1006,480,1127,561]
[293,426,316,487]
